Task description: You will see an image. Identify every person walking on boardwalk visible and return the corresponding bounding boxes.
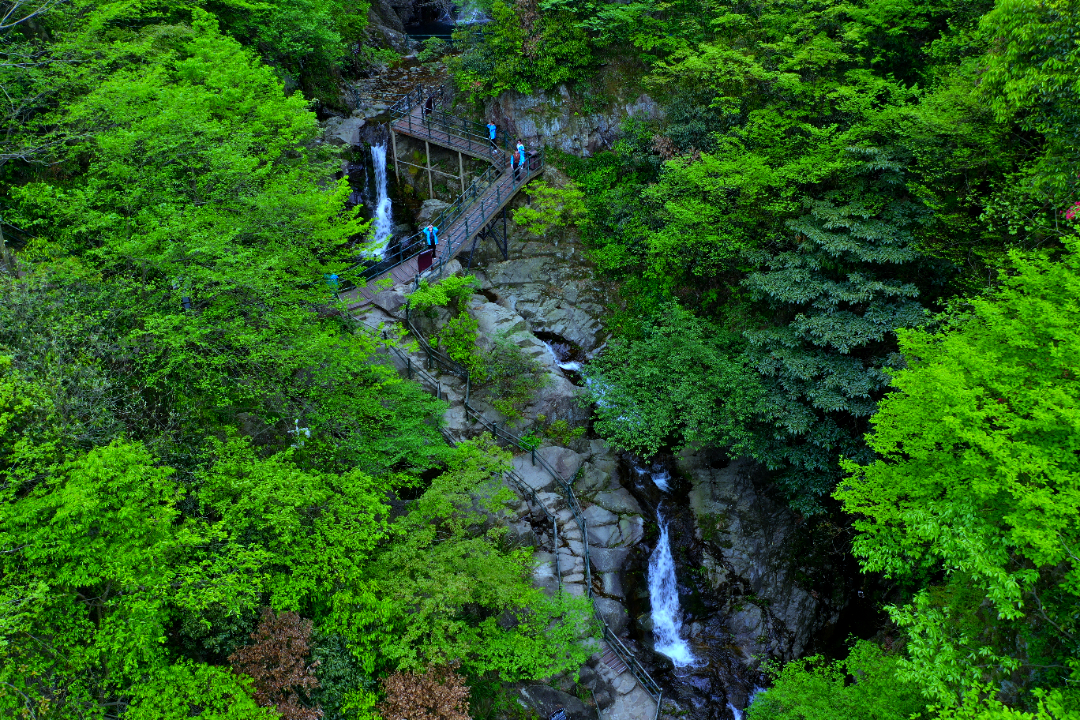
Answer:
[487,121,498,152]
[511,150,520,182]
[419,224,438,272]
[516,140,526,166]
[423,94,435,122]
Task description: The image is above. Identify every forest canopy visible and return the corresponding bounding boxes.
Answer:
[3,0,1079,716]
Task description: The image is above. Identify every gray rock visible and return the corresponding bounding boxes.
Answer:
[532,551,559,597]
[729,604,768,661]
[486,69,664,157]
[589,547,630,573]
[616,516,644,547]
[602,572,624,598]
[415,198,451,229]
[519,686,592,720]
[372,290,406,316]
[582,503,618,528]
[323,116,365,146]
[536,445,585,481]
[586,523,619,548]
[592,488,643,515]
[680,451,836,660]
[512,455,555,493]
[605,685,658,720]
[593,596,630,636]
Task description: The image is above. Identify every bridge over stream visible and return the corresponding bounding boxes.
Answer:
[340,86,543,311]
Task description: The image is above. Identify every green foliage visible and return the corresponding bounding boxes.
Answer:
[482,333,551,421]
[326,437,597,678]
[409,275,479,313]
[584,303,761,458]
[747,641,929,720]
[512,180,586,239]
[448,0,594,99]
[0,2,587,714]
[126,662,273,719]
[417,37,450,64]
[438,312,488,382]
[836,238,1080,708]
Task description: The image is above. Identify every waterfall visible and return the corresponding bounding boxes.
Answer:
[369,143,393,258]
[648,510,698,667]
[633,465,671,492]
[456,0,490,24]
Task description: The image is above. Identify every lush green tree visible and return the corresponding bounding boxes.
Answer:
[513,179,586,240]
[583,303,761,458]
[836,238,1080,709]
[327,437,596,679]
[747,641,929,720]
[449,0,593,99]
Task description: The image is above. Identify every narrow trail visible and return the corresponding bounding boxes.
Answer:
[349,304,664,719]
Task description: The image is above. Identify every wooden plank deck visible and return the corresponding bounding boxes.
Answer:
[391,104,509,163]
[341,104,541,310]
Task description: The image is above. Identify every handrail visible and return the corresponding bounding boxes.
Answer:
[343,83,543,286]
[349,315,563,593]
[399,305,662,712]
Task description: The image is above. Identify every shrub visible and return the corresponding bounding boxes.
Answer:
[229,609,323,720]
[377,665,471,720]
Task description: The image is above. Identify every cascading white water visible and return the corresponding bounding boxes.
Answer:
[648,510,698,667]
[369,143,393,258]
[456,0,490,24]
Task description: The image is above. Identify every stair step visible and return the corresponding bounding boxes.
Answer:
[600,644,628,675]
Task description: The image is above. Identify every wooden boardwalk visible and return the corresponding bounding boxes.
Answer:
[340,103,542,310]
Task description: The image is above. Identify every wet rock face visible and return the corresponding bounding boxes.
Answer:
[679,452,846,664]
[484,68,665,157]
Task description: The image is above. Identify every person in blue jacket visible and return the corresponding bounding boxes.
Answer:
[487,121,497,152]
[424,224,439,249]
[516,141,526,169]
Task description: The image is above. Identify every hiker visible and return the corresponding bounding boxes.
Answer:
[511,150,520,182]
[423,94,435,121]
[418,224,438,272]
[516,140,526,165]
[486,121,497,152]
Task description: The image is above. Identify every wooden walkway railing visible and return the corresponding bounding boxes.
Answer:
[340,87,542,310]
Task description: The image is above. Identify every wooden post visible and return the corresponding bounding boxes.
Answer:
[458,151,464,195]
[391,130,400,184]
[425,140,434,198]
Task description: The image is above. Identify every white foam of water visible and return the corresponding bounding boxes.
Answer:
[543,340,583,373]
[727,703,743,720]
[369,143,393,258]
[456,0,490,24]
[648,510,698,667]
[651,469,671,492]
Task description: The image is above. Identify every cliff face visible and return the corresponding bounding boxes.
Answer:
[482,65,665,156]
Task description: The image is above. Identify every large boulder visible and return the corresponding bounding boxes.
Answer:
[323,116,366,146]
[415,198,451,229]
[593,596,630,635]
